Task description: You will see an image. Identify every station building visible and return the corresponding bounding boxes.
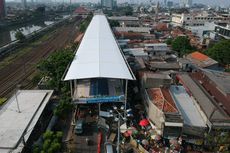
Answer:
[63,15,135,109]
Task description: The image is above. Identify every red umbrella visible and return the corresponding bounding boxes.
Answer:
[139,119,150,127]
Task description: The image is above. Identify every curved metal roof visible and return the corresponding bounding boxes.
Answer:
[64,15,135,80]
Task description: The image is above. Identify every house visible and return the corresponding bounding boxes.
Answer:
[190,69,230,117]
[170,85,207,138]
[144,87,183,138]
[177,73,230,130]
[144,43,170,56]
[139,71,172,89]
[73,7,90,17]
[186,51,222,70]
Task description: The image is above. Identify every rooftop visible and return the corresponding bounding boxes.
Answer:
[148,61,181,70]
[143,71,172,80]
[0,90,53,152]
[74,7,89,14]
[186,51,218,68]
[114,27,151,33]
[170,85,206,128]
[64,15,135,81]
[202,69,230,94]
[108,16,139,21]
[147,88,178,113]
[178,73,228,121]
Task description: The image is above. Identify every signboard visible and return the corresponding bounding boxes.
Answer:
[87,95,125,103]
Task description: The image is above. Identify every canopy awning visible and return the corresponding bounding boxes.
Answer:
[64,15,135,81]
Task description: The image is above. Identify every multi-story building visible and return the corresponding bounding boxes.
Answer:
[167,1,173,8]
[172,13,230,27]
[179,0,192,8]
[101,0,116,10]
[214,24,230,39]
[0,0,5,19]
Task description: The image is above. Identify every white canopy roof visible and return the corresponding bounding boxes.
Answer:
[64,15,135,81]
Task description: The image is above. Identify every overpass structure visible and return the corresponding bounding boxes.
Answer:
[64,15,135,108]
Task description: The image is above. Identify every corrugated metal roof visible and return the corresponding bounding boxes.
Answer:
[170,85,206,127]
[186,51,218,68]
[64,15,135,80]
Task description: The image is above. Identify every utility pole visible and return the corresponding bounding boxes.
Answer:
[15,85,21,113]
[109,106,133,153]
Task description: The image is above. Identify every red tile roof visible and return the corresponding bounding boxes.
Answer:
[190,51,208,61]
[74,7,89,14]
[147,88,178,113]
[154,23,169,31]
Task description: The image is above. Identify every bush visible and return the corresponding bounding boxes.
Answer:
[0,98,7,106]
[15,31,26,42]
[43,130,54,140]
[54,99,73,117]
[33,130,63,153]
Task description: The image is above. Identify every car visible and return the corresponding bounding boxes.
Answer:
[74,119,84,134]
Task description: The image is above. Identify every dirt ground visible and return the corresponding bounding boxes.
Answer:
[0,18,81,98]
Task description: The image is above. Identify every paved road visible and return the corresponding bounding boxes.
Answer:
[65,108,99,153]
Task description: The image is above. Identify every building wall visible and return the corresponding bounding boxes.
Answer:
[215,25,230,39]
[148,99,164,129]
[172,13,230,27]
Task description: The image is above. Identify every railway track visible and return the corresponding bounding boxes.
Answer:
[0,18,82,98]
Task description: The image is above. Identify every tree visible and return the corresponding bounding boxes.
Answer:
[79,14,93,32]
[15,31,26,42]
[38,48,74,91]
[54,98,73,118]
[79,22,87,32]
[171,36,193,57]
[165,38,173,45]
[33,130,63,153]
[204,130,230,152]
[205,39,230,68]
[124,6,133,16]
[109,20,120,27]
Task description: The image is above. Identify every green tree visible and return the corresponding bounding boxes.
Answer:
[79,22,87,32]
[109,20,120,27]
[171,36,193,57]
[15,31,26,42]
[38,48,74,91]
[165,38,173,45]
[124,6,133,16]
[54,98,73,118]
[37,130,63,153]
[43,130,54,140]
[204,130,230,152]
[205,39,230,68]
[79,13,93,33]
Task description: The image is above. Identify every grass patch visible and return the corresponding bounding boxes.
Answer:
[0,98,7,106]
[0,47,33,69]
[30,33,53,46]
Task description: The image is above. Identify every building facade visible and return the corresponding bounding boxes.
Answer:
[179,0,192,8]
[101,0,116,10]
[172,13,230,27]
[214,24,230,39]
